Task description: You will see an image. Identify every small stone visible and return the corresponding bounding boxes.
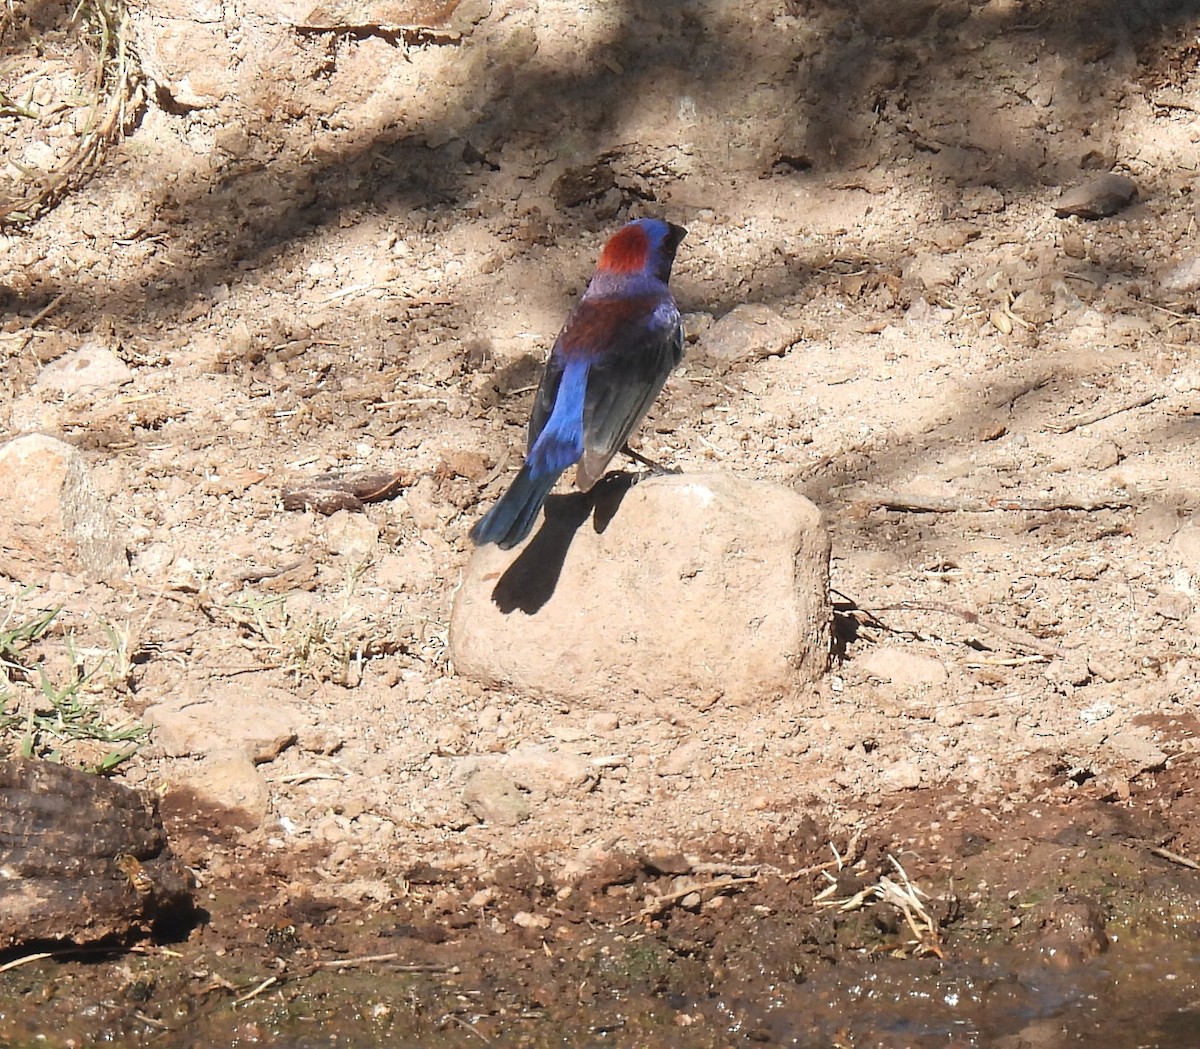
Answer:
[1082,440,1121,471]
[903,252,956,289]
[1169,520,1200,573]
[165,749,270,829]
[462,770,530,826]
[144,686,301,763]
[550,163,616,208]
[858,647,949,688]
[133,541,176,580]
[35,339,132,397]
[1153,591,1191,621]
[935,705,965,727]
[1061,232,1087,259]
[1161,256,1200,295]
[961,186,1006,215]
[504,746,597,797]
[696,304,798,365]
[587,712,620,732]
[880,761,923,791]
[512,910,552,930]
[658,740,704,778]
[0,434,128,583]
[1135,502,1181,544]
[1053,173,1138,219]
[323,509,379,560]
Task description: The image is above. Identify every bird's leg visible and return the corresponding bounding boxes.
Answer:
[620,443,681,477]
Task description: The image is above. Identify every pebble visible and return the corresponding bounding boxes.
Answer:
[35,338,133,396]
[323,509,380,560]
[858,647,949,688]
[880,761,923,791]
[0,434,128,583]
[1053,173,1138,219]
[462,770,530,826]
[1161,255,1200,294]
[696,303,798,365]
[658,740,704,777]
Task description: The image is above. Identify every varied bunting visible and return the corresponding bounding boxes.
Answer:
[470,217,687,549]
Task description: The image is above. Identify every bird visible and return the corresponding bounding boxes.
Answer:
[470,217,688,550]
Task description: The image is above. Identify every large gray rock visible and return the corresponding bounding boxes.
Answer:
[451,472,830,707]
[0,434,127,583]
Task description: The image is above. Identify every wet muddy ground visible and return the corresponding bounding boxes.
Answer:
[4,765,1200,1047]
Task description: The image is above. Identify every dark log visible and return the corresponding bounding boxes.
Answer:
[0,759,193,948]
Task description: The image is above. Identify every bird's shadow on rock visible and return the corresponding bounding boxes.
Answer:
[490,473,637,614]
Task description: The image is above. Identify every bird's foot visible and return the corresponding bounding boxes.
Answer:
[620,443,681,478]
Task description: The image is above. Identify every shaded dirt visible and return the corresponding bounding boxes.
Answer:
[3,0,1200,1044]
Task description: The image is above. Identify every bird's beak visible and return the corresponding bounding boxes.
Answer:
[667,223,688,249]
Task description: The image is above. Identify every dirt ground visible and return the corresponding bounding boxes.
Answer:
[3,0,1200,1044]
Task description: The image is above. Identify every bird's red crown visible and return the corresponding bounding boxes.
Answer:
[595,224,650,275]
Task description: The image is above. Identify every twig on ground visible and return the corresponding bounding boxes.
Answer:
[0,951,53,974]
[1048,393,1162,434]
[233,975,278,1006]
[1149,845,1200,870]
[868,601,1066,659]
[624,876,760,924]
[859,492,1134,514]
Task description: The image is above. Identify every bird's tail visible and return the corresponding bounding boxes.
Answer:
[469,463,560,550]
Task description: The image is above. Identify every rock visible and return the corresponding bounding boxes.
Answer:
[323,508,380,560]
[503,746,597,797]
[659,740,704,777]
[1082,440,1121,471]
[1161,256,1200,295]
[696,304,799,366]
[1053,173,1138,219]
[880,760,923,791]
[0,759,193,948]
[902,251,956,289]
[451,473,831,707]
[1134,502,1181,544]
[462,770,531,827]
[858,647,949,688]
[165,750,271,829]
[144,685,301,763]
[1026,897,1109,963]
[130,13,233,109]
[551,162,616,208]
[0,434,128,583]
[1169,520,1200,575]
[1107,732,1167,778]
[35,339,133,397]
[276,0,478,30]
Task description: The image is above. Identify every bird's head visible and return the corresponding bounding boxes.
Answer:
[594,218,687,286]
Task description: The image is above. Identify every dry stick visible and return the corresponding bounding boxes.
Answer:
[872,600,1066,659]
[233,975,279,1006]
[623,876,761,924]
[446,1013,493,1045]
[1048,392,1163,434]
[29,292,68,327]
[315,953,457,972]
[230,559,309,583]
[0,951,53,975]
[1149,845,1200,871]
[864,492,1134,514]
